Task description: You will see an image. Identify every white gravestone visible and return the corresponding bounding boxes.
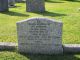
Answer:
[17,17,63,54]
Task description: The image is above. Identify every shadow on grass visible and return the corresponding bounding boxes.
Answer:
[16,1,26,3]
[0,11,29,17]
[20,53,80,60]
[66,0,80,2]
[0,49,80,60]
[9,6,21,8]
[20,0,64,3]
[46,1,64,3]
[0,48,17,52]
[33,11,67,17]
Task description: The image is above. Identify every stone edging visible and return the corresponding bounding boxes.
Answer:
[0,42,80,53]
[63,44,80,53]
[0,42,17,50]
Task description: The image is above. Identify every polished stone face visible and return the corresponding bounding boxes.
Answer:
[0,0,8,11]
[26,0,45,12]
[17,17,63,54]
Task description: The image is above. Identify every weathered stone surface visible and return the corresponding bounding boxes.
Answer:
[15,0,23,2]
[0,0,8,11]
[8,0,15,7]
[63,44,80,53]
[26,0,45,12]
[17,17,63,54]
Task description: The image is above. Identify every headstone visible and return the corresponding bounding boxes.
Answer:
[17,17,63,54]
[8,0,15,8]
[26,0,45,12]
[15,0,22,2]
[0,0,8,12]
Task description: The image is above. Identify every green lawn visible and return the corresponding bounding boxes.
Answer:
[0,0,80,60]
[0,1,80,43]
[0,51,80,60]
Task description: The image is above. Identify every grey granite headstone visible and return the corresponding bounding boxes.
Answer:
[8,0,15,7]
[15,0,22,2]
[0,0,8,12]
[17,17,63,54]
[26,0,45,12]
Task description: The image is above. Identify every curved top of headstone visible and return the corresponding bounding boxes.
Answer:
[16,17,62,24]
[17,17,63,54]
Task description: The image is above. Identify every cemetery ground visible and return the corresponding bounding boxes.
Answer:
[0,0,80,60]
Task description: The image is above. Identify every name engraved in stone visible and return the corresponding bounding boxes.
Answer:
[28,21,50,26]
[26,21,52,41]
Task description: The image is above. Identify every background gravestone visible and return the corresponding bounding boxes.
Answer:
[15,0,22,2]
[26,0,45,12]
[17,17,63,54]
[8,0,15,7]
[0,0,8,11]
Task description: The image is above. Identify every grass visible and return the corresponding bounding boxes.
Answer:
[0,51,80,60]
[0,0,80,60]
[0,0,80,43]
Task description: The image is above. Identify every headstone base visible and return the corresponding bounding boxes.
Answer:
[18,45,63,54]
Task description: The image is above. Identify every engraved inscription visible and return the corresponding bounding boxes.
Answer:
[27,20,52,41]
[17,18,63,54]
